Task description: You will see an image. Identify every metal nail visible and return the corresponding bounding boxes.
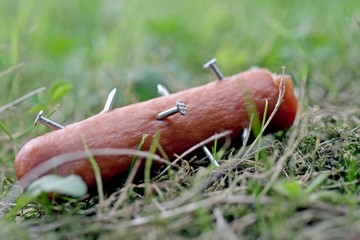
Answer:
[242,128,249,146]
[156,100,187,120]
[157,84,170,97]
[101,88,117,113]
[202,146,220,167]
[156,84,218,165]
[34,110,64,130]
[203,58,224,81]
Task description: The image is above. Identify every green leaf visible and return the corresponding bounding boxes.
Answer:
[26,174,87,198]
[28,103,46,114]
[273,180,304,201]
[49,82,73,104]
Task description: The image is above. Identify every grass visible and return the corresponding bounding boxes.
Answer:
[1,0,360,239]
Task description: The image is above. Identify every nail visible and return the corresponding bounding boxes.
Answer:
[156,84,218,166]
[157,84,170,97]
[202,146,219,167]
[242,128,249,146]
[203,58,224,81]
[34,110,64,130]
[101,88,117,113]
[156,100,187,120]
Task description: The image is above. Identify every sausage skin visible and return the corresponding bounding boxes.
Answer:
[14,68,297,188]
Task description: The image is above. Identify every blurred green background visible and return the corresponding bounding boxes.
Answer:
[0,0,359,147]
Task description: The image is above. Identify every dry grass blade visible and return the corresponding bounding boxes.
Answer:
[259,103,312,196]
[109,158,142,213]
[0,87,46,113]
[213,207,238,240]
[242,73,286,159]
[128,194,272,227]
[0,63,24,79]
[156,130,233,179]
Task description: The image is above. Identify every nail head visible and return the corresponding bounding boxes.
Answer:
[176,100,187,116]
[203,58,217,69]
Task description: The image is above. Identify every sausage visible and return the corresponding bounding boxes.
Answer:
[14,68,298,189]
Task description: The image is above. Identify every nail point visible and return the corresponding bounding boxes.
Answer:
[102,88,117,113]
[157,84,170,97]
[202,146,219,167]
